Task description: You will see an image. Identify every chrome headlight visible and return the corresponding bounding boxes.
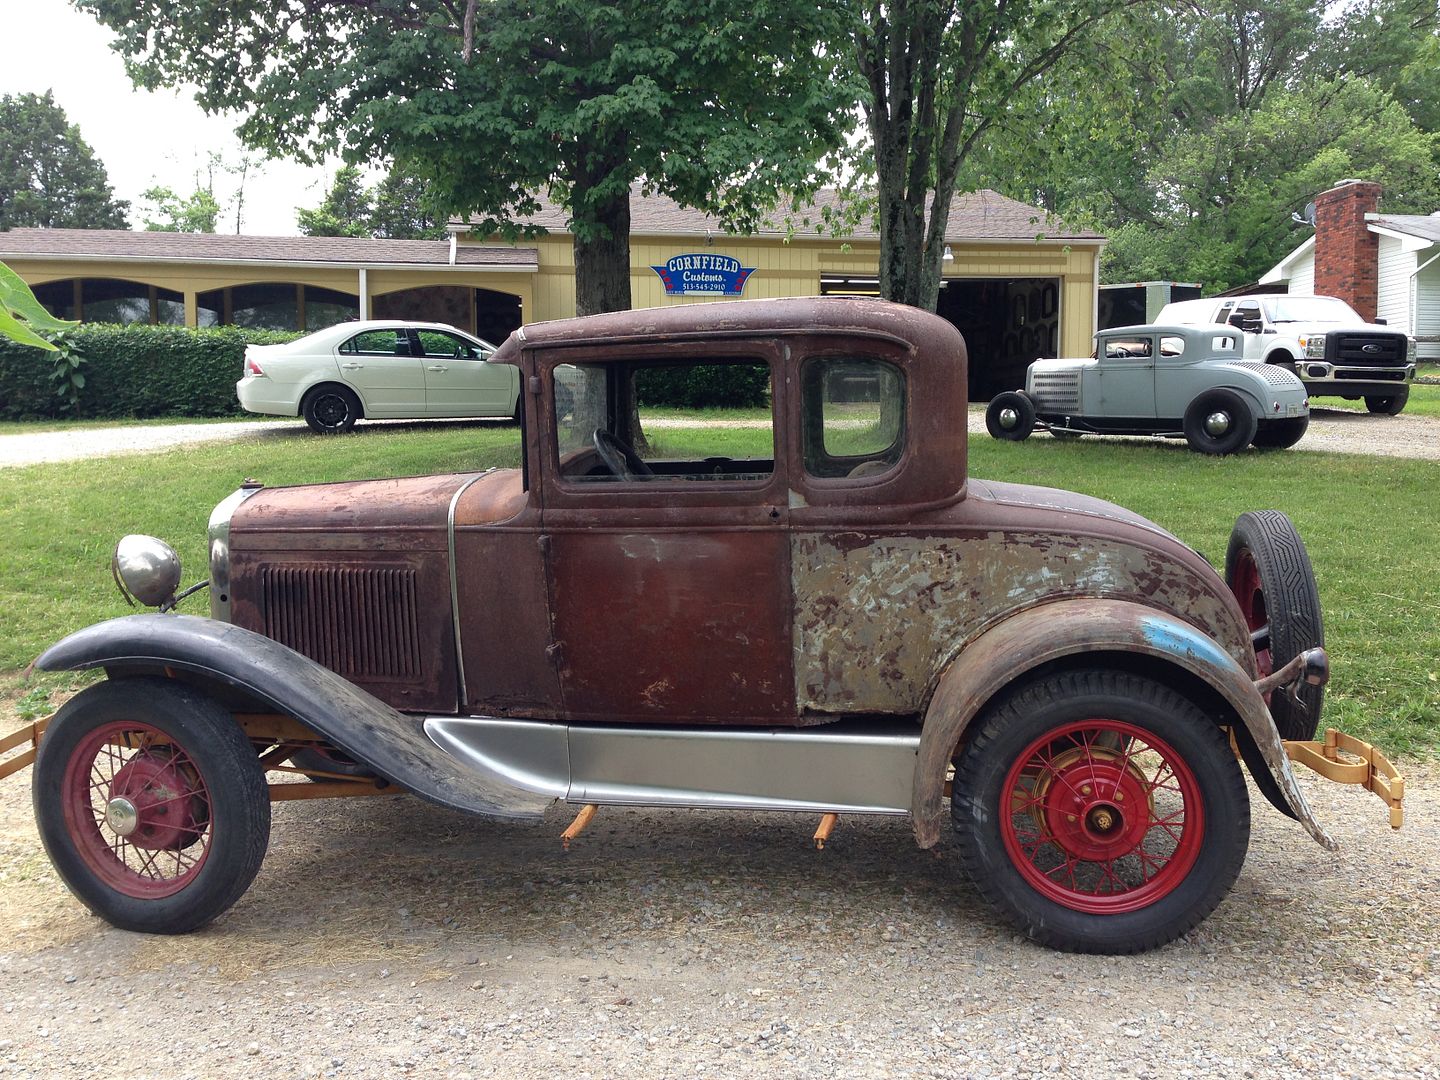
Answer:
[1407,339,1418,363]
[112,535,182,609]
[1299,333,1327,359]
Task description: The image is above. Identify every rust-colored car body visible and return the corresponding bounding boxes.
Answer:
[224,299,1257,729]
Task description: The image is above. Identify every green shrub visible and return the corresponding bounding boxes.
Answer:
[0,323,301,420]
[634,361,770,409]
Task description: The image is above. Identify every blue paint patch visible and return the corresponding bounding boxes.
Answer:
[1140,616,1237,672]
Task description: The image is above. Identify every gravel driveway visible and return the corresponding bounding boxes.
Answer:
[1,407,1436,467]
[0,756,1435,1079]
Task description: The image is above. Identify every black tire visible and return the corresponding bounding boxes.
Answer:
[1225,511,1325,740]
[1365,390,1408,415]
[985,391,1036,441]
[32,677,271,934]
[1183,389,1257,454]
[288,746,375,781]
[1250,415,1309,449]
[951,669,1249,954]
[302,384,362,434]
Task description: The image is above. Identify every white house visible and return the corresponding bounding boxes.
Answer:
[1263,179,1440,359]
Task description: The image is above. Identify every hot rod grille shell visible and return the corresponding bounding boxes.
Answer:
[260,565,423,680]
[1028,370,1082,412]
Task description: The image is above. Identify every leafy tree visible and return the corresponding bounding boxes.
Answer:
[0,91,129,230]
[79,0,853,315]
[852,0,1136,312]
[296,165,373,238]
[297,163,447,239]
[139,184,223,233]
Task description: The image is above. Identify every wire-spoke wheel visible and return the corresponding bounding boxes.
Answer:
[34,678,270,934]
[952,669,1249,954]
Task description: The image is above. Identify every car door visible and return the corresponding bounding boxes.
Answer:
[413,328,516,418]
[335,328,426,417]
[1096,333,1157,417]
[536,347,795,725]
[1227,300,1266,360]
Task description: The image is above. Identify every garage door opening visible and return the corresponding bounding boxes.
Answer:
[821,276,1061,400]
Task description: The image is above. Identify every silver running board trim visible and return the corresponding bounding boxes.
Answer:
[423,716,919,815]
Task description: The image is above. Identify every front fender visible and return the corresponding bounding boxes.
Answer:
[911,598,1334,851]
[34,614,552,821]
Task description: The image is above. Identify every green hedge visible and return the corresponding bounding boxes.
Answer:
[635,362,770,409]
[0,324,301,420]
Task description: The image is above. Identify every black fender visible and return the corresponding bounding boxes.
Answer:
[912,599,1336,851]
[34,614,553,821]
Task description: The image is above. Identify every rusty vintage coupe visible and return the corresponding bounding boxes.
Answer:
[6,298,1402,954]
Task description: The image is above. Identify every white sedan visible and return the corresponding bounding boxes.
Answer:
[236,321,518,434]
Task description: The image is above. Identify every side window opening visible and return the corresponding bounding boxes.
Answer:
[802,357,905,479]
[554,358,774,484]
[1159,336,1185,357]
[1103,338,1153,360]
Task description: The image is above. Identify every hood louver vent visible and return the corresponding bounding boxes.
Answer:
[260,565,422,680]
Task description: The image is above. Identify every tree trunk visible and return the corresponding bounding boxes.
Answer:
[572,184,632,317]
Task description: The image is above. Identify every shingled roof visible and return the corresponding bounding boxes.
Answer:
[1369,213,1440,245]
[457,185,1103,243]
[0,228,538,268]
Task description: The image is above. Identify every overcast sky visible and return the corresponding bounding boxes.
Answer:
[4,0,337,235]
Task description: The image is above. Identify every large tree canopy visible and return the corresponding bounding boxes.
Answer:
[298,163,448,239]
[0,91,129,230]
[81,0,853,314]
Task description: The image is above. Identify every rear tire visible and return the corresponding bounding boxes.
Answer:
[33,678,270,934]
[302,384,362,434]
[1365,391,1408,415]
[1225,511,1324,740]
[986,391,1036,441]
[1183,389,1256,454]
[1250,415,1308,449]
[951,669,1249,954]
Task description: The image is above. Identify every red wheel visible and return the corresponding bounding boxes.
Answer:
[1225,511,1324,740]
[62,721,214,898]
[999,720,1204,914]
[34,678,270,933]
[953,670,1249,953]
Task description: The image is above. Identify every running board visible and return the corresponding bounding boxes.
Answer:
[423,716,920,815]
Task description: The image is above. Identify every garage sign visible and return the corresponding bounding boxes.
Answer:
[651,254,756,296]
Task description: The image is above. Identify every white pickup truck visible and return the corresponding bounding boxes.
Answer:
[1156,294,1416,414]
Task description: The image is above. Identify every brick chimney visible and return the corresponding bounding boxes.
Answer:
[1312,179,1381,321]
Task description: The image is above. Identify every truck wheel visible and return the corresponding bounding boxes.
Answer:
[32,678,271,934]
[1183,390,1256,454]
[302,384,362,434]
[1250,415,1308,449]
[951,669,1249,954]
[985,391,1036,441]
[1365,391,1408,415]
[1225,511,1324,740]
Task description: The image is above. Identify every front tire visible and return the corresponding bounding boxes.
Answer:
[302,384,362,434]
[1251,415,1309,449]
[952,669,1249,954]
[33,678,271,934]
[1225,511,1325,740]
[986,391,1036,441]
[1365,390,1408,415]
[1183,389,1256,454]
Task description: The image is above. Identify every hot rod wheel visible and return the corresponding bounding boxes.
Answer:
[985,390,1036,441]
[1225,510,1325,741]
[951,669,1249,954]
[33,677,270,933]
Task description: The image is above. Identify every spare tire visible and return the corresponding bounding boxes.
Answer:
[1224,511,1324,740]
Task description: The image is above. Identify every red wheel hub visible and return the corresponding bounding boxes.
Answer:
[1001,720,1204,915]
[61,721,213,898]
[107,751,208,852]
[1231,549,1272,680]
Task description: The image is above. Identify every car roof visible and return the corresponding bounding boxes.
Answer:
[1100,323,1239,338]
[284,320,490,348]
[489,296,962,364]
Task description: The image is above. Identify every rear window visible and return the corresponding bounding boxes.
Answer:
[802,357,905,479]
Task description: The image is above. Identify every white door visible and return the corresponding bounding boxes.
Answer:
[335,328,425,416]
[414,328,515,417]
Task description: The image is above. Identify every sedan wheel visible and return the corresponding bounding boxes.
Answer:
[303,384,362,434]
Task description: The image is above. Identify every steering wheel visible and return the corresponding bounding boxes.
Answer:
[592,429,654,481]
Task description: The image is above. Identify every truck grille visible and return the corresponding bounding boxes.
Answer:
[1326,333,1406,366]
[1028,370,1081,412]
[260,565,422,680]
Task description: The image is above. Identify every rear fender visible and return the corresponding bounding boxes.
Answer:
[912,598,1334,850]
[34,614,552,821]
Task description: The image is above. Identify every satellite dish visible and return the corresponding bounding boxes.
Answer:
[1291,201,1317,228]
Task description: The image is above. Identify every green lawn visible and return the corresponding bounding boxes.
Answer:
[2,420,1436,754]
[1315,379,1440,418]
